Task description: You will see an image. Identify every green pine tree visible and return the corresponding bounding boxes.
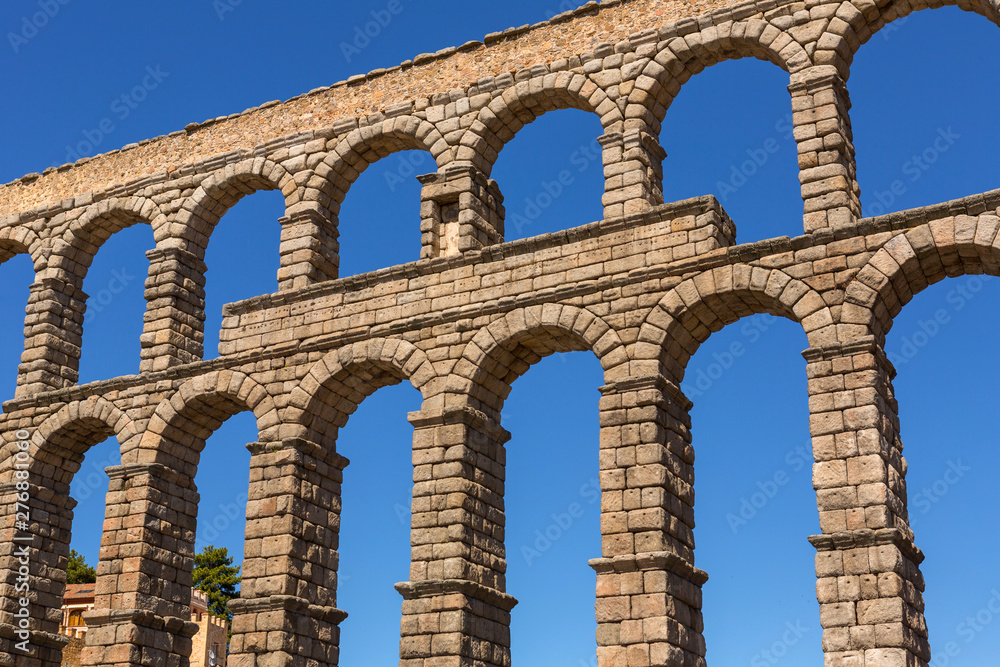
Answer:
[193,545,241,619]
[66,549,96,584]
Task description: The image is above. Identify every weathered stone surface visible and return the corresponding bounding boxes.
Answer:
[1,0,998,665]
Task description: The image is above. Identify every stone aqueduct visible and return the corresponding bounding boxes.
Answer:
[0,0,998,664]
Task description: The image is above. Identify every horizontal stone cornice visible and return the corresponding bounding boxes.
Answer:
[589,551,709,586]
[395,578,518,612]
[407,405,511,444]
[83,608,199,638]
[808,528,925,565]
[599,374,692,411]
[228,595,348,625]
[246,438,349,471]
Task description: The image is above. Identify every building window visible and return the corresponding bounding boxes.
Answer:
[67,610,85,627]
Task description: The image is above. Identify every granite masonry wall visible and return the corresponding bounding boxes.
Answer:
[1,0,998,664]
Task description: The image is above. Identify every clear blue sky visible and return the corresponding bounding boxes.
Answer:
[1,1,998,665]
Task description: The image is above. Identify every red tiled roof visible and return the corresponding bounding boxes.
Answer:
[63,583,96,601]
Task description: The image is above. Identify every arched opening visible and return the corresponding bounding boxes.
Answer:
[0,250,34,399]
[503,350,603,664]
[682,315,820,663]
[66,436,122,571]
[335,148,428,276]
[201,189,284,359]
[661,58,801,242]
[884,273,1000,663]
[15,400,135,662]
[192,410,254,566]
[335,381,422,665]
[634,264,834,663]
[282,340,435,663]
[59,433,121,651]
[451,305,626,664]
[851,6,1000,218]
[315,120,452,275]
[78,223,154,383]
[129,372,291,663]
[839,215,1000,662]
[490,109,606,241]
[187,409,254,667]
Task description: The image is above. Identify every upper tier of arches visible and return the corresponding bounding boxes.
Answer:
[2,0,995,269]
[0,0,993,400]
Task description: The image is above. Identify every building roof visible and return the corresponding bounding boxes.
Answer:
[62,582,211,613]
[63,583,96,602]
[191,587,210,613]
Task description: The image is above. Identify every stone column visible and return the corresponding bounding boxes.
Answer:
[228,438,348,667]
[802,338,929,667]
[397,405,517,667]
[591,375,707,667]
[277,208,340,291]
[0,481,73,667]
[418,165,505,258]
[789,65,862,233]
[139,247,207,372]
[81,463,199,667]
[600,129,665,219]
[16,278,87,397]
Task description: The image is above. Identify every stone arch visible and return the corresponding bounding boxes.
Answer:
[169,157,297,250]
[0,396,139,661]
[636,264,835,381]
[819,0,1000,74]
[71,196,166,250]
[9,396,138,487]
[45,196,164,281]
[110,369,281,652]
[289,117,455,271]
[139,160,303,367]
[461,72,623,175]
[626,20,811,132]
[284,338,437,442]
[307,116,453,215]
[20,197,166,393]
[137,370,280,477]
[0,227,45,384]
[450,303,629,418]
[0,227,46,397]
[843,213,1000,340]
[0,225,44,268]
